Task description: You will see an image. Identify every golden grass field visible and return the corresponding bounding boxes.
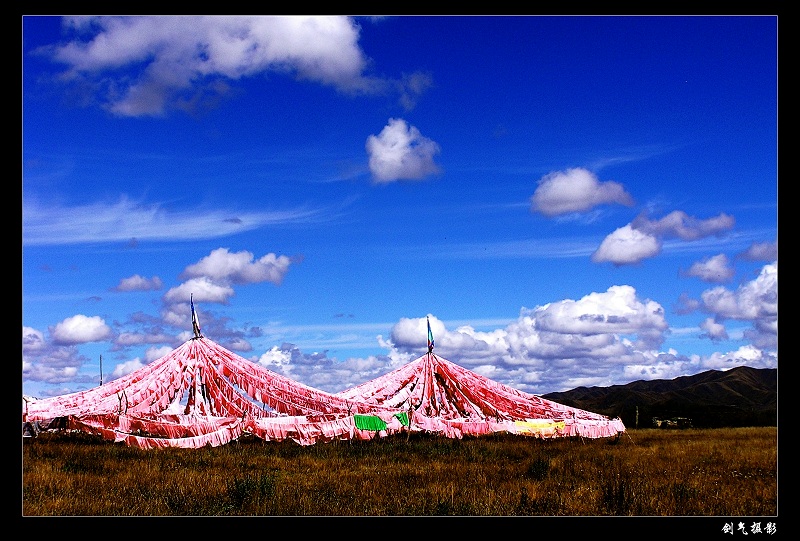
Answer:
[22,426,777,520]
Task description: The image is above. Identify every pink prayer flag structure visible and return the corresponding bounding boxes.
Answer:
[23,308,625,448]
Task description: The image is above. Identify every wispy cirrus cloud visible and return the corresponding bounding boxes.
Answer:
[22,197,336,246]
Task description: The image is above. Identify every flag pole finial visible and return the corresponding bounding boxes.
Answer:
[427,315,434,353]
[191,294,203,338]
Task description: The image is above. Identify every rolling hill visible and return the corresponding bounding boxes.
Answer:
[541,366,777,429]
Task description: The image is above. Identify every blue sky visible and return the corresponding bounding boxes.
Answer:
[22,15,777,400]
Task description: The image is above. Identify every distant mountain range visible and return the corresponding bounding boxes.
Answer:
[541,366,777,429]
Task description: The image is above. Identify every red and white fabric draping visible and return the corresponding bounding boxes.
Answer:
[25,338,625,448]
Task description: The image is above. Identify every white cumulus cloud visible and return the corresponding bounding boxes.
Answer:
[163,277,235,304]
[113,274,164,292]
[591,224,661,265]
[366,118,441,183]
[181,247,292,285]
[699,317,728,341]
[683,253,735,283]
[632,210,735,241]
[44,16,381,117]
[530,167,634,217]
[51,315,113,345]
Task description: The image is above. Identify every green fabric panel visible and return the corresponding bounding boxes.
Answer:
[354,414,387,431]
[394,412,409,426]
